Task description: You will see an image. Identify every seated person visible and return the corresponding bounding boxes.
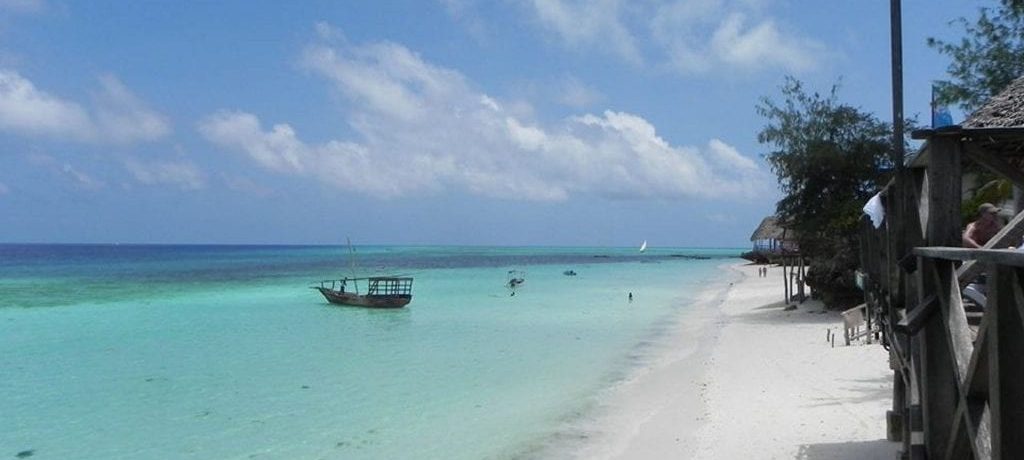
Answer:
[963,203,1004,248]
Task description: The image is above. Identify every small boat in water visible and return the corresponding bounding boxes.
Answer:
[314,238,413,308]
[507,270,526,289]
[563,270,577,276]
[315,277,413,308]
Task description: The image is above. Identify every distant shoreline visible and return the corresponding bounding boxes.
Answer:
[0,242,749,251]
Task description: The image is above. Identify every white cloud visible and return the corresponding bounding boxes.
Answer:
[710,13,818,72]
[514,0,823,75]
[124,158,205,190]
[0,70,93,139]
[201,30,768,202]
[528,0,641,64]
[707,138,757,171]
[0,69,170,144]
[199,111,307,174]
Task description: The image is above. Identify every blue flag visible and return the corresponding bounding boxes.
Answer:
[932,85,954,127]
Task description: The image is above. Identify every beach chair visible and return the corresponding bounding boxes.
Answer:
[841,303,868,346]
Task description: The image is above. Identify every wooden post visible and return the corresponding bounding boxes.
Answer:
[903,168,927,459]
[919,135,962,458]
[795,258,801,300]
[783,256,790,304]
[989,265,1024,458]
[1014,186,1024,217]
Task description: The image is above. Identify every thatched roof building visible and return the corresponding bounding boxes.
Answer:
[963,75,1024,128]
[745,216,799,262]
[749,216,789,241]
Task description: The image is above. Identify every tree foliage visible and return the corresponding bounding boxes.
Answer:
[929,0,1024,111]
[757,77,895,307]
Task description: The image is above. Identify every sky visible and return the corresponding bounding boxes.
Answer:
[0,0,992,246]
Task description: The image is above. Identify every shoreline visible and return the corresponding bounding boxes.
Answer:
[535,262,740,459]
[557,262,899,459]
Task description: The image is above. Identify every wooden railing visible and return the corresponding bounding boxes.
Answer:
[859,127,1024,459]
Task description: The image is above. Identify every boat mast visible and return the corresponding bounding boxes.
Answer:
[347,237,359,294]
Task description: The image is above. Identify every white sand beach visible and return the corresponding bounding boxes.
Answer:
[570,262,899,459]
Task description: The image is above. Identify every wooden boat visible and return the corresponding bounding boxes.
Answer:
[315,277,413,308]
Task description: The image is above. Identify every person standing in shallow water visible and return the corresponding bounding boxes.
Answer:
[963,203,1004,248]
[628,292,633,302]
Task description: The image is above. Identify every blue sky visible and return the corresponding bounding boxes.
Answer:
[0,0,988,246]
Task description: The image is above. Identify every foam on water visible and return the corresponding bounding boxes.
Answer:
[0,245,740,459]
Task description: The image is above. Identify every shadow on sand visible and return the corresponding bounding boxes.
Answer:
[796,439,899,459]
[737,300,839,326]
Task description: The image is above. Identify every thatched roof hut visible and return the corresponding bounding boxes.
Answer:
[745,216,799,262]
[749,216,789,241]
[963,75,1024,128]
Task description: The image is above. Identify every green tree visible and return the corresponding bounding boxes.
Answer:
[757,77,895,307]
[929,0,1024,111]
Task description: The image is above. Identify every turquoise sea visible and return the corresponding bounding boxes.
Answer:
[0,245,741,459]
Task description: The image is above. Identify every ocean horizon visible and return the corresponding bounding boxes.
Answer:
[1,244,742,459]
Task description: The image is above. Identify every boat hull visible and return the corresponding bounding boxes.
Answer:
[316,287,411,308]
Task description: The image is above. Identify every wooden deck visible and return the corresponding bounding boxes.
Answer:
[859,126,1024,459]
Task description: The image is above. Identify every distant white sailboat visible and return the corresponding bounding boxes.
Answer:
[639,240,647,253]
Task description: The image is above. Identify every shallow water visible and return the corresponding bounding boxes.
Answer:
[0,245,740,459]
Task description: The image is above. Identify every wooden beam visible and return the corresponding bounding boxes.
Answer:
[916,247,1024,267]
[944,400,991,460]
[932,260,975,383]
[963,307,991,398]
[964,145,1024,189]
[922,136,963,458]
[927,136,962,247]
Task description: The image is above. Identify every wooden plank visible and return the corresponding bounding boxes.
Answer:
[915,247,1024,267]
[964,304,990,397]
[932,260,975,382]
[972,405,993,460]
[918,258,959,458]
[917,171,930,239]
[989,266,1024,458]
[955,269,993,460]
[944,402,972,460]
[945,399,991,460]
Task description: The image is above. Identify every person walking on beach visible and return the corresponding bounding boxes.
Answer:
[963,203,1004,248]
